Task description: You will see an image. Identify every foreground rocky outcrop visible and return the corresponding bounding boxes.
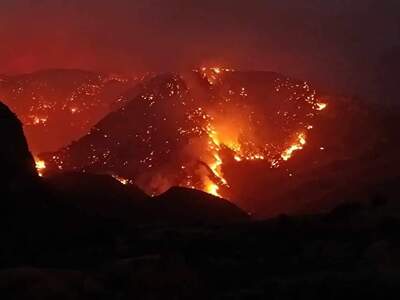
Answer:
[0,102,37,191]
[1,198,400,299]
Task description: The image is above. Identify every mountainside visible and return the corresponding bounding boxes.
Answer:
[0,69,136,153]
[38,68,400,217]
[40,69,327,201]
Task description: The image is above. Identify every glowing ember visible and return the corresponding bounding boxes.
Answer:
[211,67,221,74]
[34,158,46,177]
[30,115,48,126]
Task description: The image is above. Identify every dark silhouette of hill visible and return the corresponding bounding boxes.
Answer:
[45,173,151,224]
[155,187,249,224]
[0,102,37,189]
[45,174,249,226]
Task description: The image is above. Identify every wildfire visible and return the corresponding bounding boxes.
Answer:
[39,68,329,200]
[34,157,46,177]
[198,101,316,197]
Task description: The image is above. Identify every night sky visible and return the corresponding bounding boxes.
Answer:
[1,0,399,97]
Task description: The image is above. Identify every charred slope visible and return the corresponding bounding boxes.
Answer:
[0,69,135,153]
[42,73,202,194]
[36,68,399,218]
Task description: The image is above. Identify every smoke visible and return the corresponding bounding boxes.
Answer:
[1,0,399,99]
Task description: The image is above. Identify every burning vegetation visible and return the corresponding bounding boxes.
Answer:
[37,67,327,199]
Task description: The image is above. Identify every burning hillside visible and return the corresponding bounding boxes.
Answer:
[0,69,136,153]
[38,68,327,200]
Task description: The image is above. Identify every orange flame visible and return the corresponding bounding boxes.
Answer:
[315,102,327,111]
[205,178,220,197]
[281,133,307,161]
[112,174,131,185]
[34,157,46,177]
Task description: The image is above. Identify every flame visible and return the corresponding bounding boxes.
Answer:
[200,112,312,197]
[205,178,220,197]
[281,133,307,161]
[202,124,229,197]
[34,157,46,177]
[112,174,131,185]
[315,102,327,111]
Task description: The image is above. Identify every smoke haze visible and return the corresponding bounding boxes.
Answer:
[1,0,399,99]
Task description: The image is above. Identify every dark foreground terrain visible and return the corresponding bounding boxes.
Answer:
[1,100,400,299]
[2,198,400,299]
